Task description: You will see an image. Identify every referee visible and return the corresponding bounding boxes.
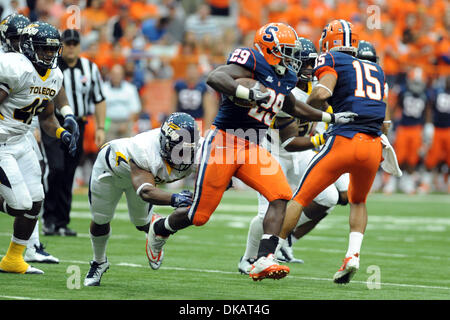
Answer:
[41,29,106,236]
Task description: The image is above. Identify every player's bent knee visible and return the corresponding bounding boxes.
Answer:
[192,213,210,226]
[5,200,41,218]
[3,196,34,216]
[23,201,42,220]
[314,187,339,208]
[338,191,349,206]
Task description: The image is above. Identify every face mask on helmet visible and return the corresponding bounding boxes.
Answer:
[159,115,199,171]
[271,40,302,76]
[298,56,317,82]
[20,22,62,70]
[34,43,63,68]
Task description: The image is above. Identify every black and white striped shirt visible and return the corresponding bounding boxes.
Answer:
[58,57,105,118]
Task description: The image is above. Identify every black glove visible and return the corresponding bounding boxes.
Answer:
[171,190,194,208]
[60,129,77,157]
[63,114,80,145]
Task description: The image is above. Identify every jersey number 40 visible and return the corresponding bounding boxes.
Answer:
[13,97,49,125]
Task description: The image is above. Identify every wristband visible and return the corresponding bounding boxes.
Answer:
[60,105,74,117]
[56,127,66,139]
[321,112,332,123]
[281,136,295,149]
[235,84,250,100]
[383,120,392,124]
[136,182,153,196]
[316,83,333,96]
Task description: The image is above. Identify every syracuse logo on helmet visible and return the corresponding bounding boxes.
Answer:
[253,22,302,75]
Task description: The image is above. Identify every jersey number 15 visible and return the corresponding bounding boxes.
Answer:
[352,60,382,101]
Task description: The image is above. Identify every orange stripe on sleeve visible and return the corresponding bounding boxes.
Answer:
[315,66,338,80]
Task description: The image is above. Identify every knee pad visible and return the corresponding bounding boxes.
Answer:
[4,200,40,218]
[23,201,42,220]
[2,193,33,216]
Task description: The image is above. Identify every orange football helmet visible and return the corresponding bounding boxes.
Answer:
[254,22,302,75]
[318,19,359,56]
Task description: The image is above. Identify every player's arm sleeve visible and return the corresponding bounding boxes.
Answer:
[313,52,338,80]
[127,137,159,177]
[129,158,173,205]
[226,48,257,77]
[0,58,22,95]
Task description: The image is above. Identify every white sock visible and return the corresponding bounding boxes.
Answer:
[289,233,299,246]
[27,220,40,249]
[11,235,28,246]
[90,230,111,263]
[346,232,364,258]
[243,215,263,260]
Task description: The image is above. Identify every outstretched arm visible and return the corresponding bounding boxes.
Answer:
[130,159,193,208]
[282,93,335,123]
[130,159,172,206]
[283,73,356,125]
[276,117,326,152]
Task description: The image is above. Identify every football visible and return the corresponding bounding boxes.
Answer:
[230,78,268,108]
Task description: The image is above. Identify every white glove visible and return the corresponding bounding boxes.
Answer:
[248,82,270,103]
[331,112,358,124]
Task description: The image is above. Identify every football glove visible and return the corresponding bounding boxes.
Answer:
[331,112,358,124]
[62,114,80,153]
[171,190,194,208]
[248,82,270,103]
[310,133,328,148]
[60,129,77,157]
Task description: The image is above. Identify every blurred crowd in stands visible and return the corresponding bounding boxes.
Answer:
[1,0,449,194]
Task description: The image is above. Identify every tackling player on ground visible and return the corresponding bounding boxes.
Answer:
[145,22,357,281]
[84,112,200,286]
[0,21,76,274]
[279,19,387,284]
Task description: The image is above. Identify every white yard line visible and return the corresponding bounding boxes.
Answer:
[0,295,52,300]
[58,259,450,292]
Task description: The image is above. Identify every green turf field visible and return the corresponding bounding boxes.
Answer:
[1,189,449,300]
